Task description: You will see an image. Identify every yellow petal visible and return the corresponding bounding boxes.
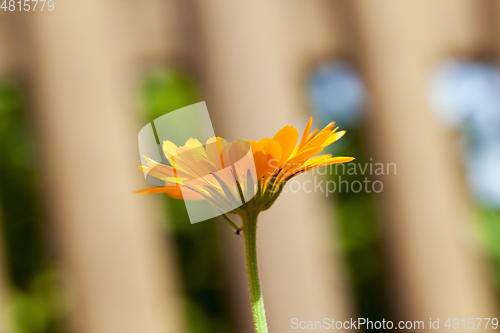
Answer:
[306,128,319,142]
[301,130,331,151]
[272,125,299,165]
[184,137,203,149]
[177,145,218,177]
[162,140,178,164]
[291,156,355,178]
[280,146,324,176]
[135,185,205,200]
[302,154,333,166]
[224,140,249,167]
[298,117,313,150]
[249,140,268,179]
[260,139,282,178]
[206,137,223,169]
[217,137,229,168]
[318,121,336,135]
[140,156,187,181]
[321,130,346,148]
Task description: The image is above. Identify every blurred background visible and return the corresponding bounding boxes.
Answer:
[0,0,500,332]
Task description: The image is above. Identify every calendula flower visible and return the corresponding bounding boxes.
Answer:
[137,117,354,333]
[137,117,353,215]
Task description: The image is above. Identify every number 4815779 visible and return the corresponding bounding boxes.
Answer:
[1,0,54,11]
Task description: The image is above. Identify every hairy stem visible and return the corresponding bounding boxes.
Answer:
[242,211,269,333]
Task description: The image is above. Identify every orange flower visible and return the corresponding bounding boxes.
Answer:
[137,117,354,215]
[137,117,355,331]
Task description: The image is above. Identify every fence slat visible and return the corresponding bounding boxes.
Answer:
[195,1,354,331]
[352,0,497,324]
[27,3,185,333]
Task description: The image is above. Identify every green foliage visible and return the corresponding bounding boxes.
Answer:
[140,70,200,120]
[327,128,391,332]
[0,80,43,287]
[7,269,64,333]
[0,79,61,333]
[478,209,500,292]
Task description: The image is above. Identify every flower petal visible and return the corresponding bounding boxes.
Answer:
[321,130,346,147]
[301,130,331,151]
[280,146,324,176]
[135,185,205,200]
[260,139,282,178]
[272,125,299,165]
[249,141,268,179]
[298,116,313,150]
[288,156,355,179]
[206,137,224,169]
[162,140,178,164]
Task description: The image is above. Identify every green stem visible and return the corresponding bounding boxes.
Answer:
[221,213,241,234]
[242,211,269,333]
